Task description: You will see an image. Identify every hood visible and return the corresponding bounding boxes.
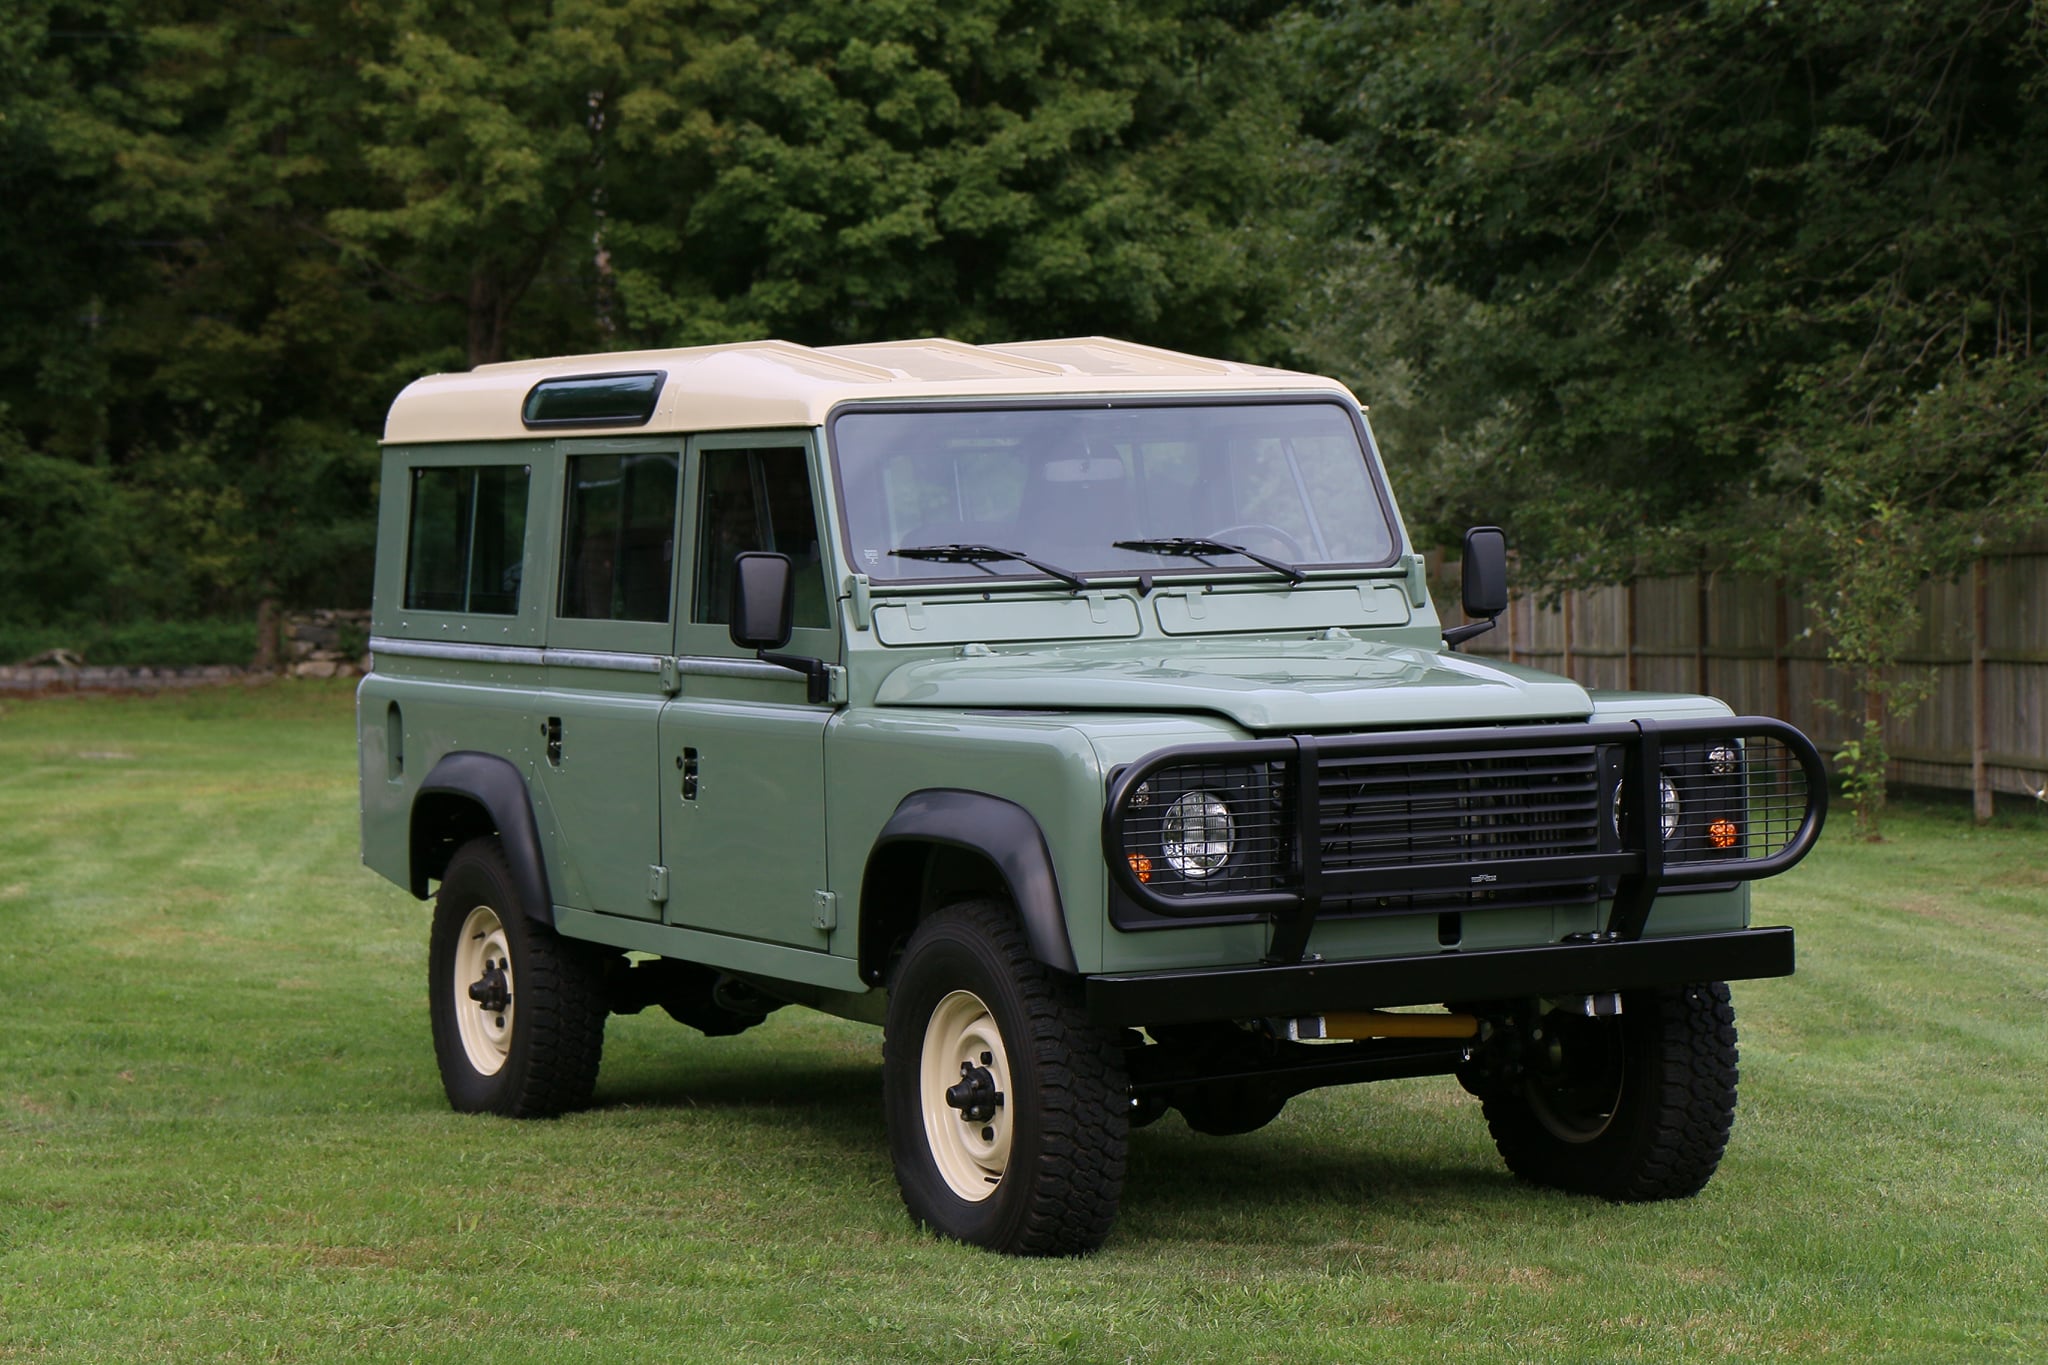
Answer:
[872,639,1592,732]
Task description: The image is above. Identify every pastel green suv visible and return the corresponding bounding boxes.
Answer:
[358,337,1825,1255]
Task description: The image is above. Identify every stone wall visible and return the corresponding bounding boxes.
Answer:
[283,608,373,679]
[0,608,374,692]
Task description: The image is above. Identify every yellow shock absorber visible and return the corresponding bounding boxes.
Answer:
[1319,1010,1480,1040]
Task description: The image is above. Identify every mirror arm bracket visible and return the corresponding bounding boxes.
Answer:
[1442,617,1498,651]
[758,649,832,704]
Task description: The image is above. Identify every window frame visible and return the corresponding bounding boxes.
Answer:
[545,436,684,656]
[823,393,1404,587]
[676,430,839,661]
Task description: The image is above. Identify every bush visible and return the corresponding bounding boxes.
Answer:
[0,617,256,668]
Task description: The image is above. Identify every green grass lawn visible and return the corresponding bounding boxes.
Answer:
[2,683,2043,1363]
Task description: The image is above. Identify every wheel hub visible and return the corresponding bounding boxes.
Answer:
[468,961,511,1015]
[452,905,515,1076]
[919,990,1015,1202]
[944,1057,1005,1124]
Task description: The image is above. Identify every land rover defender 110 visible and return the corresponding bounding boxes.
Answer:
[358,337,1825,1255]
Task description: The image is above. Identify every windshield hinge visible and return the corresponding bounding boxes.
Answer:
[1401,552,1429,608]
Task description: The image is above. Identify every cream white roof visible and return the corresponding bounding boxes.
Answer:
[382,336,1352,444]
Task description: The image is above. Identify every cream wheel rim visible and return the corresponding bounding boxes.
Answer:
[920,990,1013,1202]
[453,904,514,1076]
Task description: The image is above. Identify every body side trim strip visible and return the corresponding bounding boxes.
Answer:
[372,636,797,681]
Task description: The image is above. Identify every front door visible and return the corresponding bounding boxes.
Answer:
[659,434,837,948]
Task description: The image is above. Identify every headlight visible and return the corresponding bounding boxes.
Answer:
[1161,790,1233,878]
[1658,775,1681,841]
[1612,774,1684,842]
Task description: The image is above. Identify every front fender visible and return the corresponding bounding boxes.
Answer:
[860,790,1078,980]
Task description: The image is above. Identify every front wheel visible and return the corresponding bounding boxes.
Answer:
[883,901,1129,1255]
[428,837,608,1117]
[1481,982,1739,1201]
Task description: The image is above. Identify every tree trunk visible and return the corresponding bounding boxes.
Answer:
[253,594,281,672]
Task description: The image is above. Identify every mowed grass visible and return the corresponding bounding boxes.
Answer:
[1,683,2043,1363]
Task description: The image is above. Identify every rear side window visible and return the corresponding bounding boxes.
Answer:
[403,465,530,614]
[558,452,681,622]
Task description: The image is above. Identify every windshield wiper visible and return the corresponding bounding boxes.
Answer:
[890,543,1090,591]
[1112,536,1307,585]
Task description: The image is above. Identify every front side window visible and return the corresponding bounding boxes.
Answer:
[403,464,529,614]
[830,400,1398,584]
[693,447,830,628]
[558,452,680,621]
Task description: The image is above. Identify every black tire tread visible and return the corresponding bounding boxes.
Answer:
[1483,981,1738,1202]
[430,837,607,1118]
[885,900,1128,1256]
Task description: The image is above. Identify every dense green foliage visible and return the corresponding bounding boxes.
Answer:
[3,684,2045,1360]
[0,0,1296,632]
[1302,0,2048,585]
[3,0,2042,746]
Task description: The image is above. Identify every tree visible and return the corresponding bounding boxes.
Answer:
[1302,0,2048,827]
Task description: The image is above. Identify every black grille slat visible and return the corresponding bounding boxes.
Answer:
[1312,747,1601,912]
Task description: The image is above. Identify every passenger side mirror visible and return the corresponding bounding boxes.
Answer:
[1444,525,1509,650]
[729,551,795,651]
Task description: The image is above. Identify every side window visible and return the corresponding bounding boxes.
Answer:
[693,447,829,629]
[403,464,529,615]
[558,452,681,622]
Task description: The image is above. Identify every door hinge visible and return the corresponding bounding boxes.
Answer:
[647,865,669,904]
[812,889,837,932]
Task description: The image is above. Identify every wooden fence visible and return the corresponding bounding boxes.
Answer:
[1430,548,2048,819]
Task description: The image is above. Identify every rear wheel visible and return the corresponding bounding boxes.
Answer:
[1481,982,1738,1200]
[428,837,607,1117]
[883,901,1129,1255]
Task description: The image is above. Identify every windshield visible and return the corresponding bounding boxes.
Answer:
[830,400,1398,584]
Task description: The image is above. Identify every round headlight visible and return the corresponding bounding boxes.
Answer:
[1161,790,1233,879]
[1658,775,1682,841]
[1612,776,1685,842]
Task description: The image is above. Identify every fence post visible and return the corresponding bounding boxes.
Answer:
[1973,557,1992,824]
[1562,589,1575,682]
[1625,580,1638,690]
[1774,578,1791,722]
[1695,570,1709,697]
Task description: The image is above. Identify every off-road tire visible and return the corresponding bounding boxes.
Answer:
[883,900,1129,1256]
[1482,982,1738,1201]
[428,837,608,1117]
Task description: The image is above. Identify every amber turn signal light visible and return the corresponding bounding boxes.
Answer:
[1127,852,1153,883]
[1708,818,1740,849]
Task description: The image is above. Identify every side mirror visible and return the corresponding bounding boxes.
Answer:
[1444,525,1508,650]
[1461,525,1509,619]
[728,551,794,651]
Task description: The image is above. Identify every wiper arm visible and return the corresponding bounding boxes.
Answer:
[1112,536,1307,585]
[890,543,1090,591]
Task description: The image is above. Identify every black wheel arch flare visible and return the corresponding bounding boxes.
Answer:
[859,790,1080,985]
[409,751,555,927]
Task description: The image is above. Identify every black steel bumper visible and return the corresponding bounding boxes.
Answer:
[1084,925,1796,1027]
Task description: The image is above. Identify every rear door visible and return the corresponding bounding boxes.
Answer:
[531,437,681,919]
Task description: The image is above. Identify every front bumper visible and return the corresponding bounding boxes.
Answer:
[1084,925,1795,1027]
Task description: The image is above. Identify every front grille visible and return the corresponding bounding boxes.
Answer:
[1102,716,1827,932]
[1318,747,1601,913]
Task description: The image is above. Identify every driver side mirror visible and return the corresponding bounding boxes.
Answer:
[728,551,795,652]
[1444,525,1508,650]
[729,551,833,704]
